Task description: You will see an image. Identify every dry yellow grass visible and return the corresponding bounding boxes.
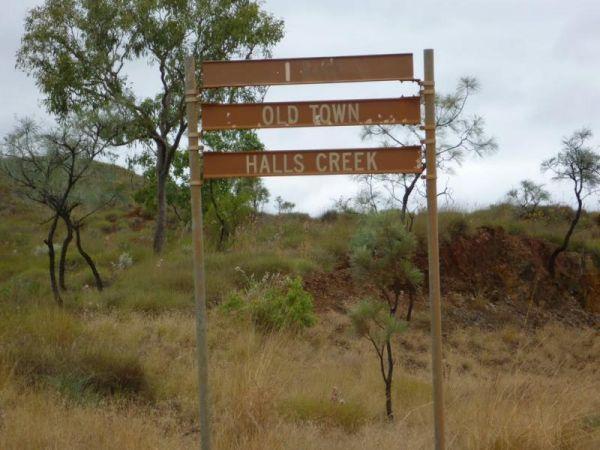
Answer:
[0,308,598,449]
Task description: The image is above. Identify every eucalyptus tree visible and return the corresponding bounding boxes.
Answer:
[1,118,120,304]
[17,0,284,253]
[542,128,600,276]
[359,77,497,224]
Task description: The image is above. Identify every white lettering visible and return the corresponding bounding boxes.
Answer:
[319,105,331,125]
[288,105,299,124]
[342,152,352,171]
[332,104,346,123]
[329,152,340,172]
[354,152,364,171]
[262,106,274,126]
[246,155,257,174]
[259,155,270,174]
[285,61,291,82]
[272,154,282,174]
[348,103,359,122]
[367,152,378,171]
[309,104,320,124]
[283,155,293,173]
[316,153,327,172]
[276,107,287,126]
[294,154,304,172]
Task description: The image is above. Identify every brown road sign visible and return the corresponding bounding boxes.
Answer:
[202,97,420,131]
[202,54,414,87]
[203,147,422,179]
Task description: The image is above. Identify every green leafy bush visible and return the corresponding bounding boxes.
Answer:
[222,272,316,331]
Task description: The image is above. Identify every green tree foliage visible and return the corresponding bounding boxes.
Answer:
[542,128,600,276]
[203,130,270,248]
[17,0,284,253]
[349,211,423,419]
[506,179,551,217]
[133,130,270,249]
[135,130,268,245]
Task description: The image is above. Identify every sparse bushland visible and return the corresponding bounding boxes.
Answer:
[0,168,599,449]
[0,307,598,449]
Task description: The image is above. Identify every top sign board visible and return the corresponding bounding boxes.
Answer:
[202,54,414,87]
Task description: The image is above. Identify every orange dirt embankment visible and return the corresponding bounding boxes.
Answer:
[304,226,599,329]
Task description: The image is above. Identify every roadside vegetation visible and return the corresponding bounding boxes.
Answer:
[0,168,598,448]
[1,2,598,448]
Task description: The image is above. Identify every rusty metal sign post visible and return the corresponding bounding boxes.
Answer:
[185,51,445,450]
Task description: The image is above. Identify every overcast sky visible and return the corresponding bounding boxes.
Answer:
[1,0,599,214]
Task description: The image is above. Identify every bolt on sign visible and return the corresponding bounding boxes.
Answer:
[185,50,445,450]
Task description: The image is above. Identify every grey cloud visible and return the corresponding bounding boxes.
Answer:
[1,0,599,214]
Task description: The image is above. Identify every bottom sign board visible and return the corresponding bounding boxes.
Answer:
[203,147,422,179]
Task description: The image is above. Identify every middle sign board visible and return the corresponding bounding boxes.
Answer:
[201,97,420,130]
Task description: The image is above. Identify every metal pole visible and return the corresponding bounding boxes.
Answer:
[185,55,211,450]
[423,48,445,450]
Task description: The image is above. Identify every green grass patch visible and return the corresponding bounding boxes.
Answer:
[279,396,369,432]
[0,307,150,399]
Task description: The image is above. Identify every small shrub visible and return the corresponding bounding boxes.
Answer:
[252,276,315,331]
[0,268,48,304]
[319,209,339,222]
[222,273,316,332]
[32,244,61,256]
[112,252,133,270]
[97,219,118,234]
[444,215,470,240]
[75,346,148,396]
[104,211,120,223]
